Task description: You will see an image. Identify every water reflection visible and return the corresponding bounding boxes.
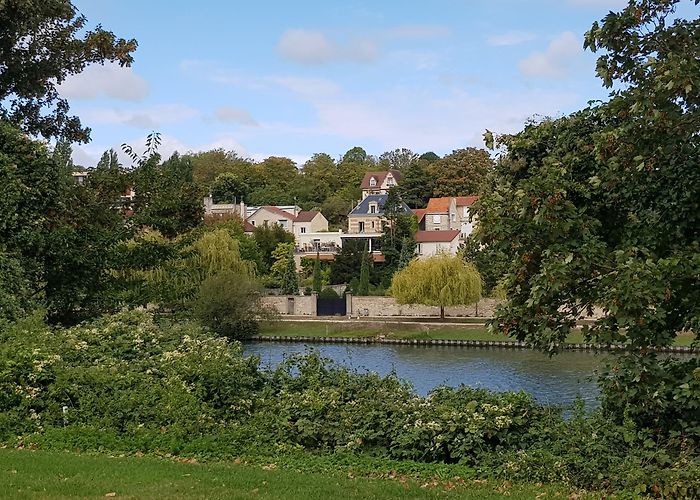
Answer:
[244,342,610,408]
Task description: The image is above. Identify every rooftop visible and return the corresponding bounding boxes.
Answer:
[360,170,402,190]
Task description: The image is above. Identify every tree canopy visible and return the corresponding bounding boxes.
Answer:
[0,0,137,142]
[474,0,699,436]
[391,255,482,318]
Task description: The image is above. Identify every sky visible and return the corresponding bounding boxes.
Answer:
[64,0,632,167]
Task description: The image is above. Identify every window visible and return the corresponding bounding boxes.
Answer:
[369,203,376,214]
[371,221,375,229]
[300,227,306,234]
[432,214,441,224]
[358,221,365,233]
[279,220,288,228]
[250,220,255,226]
[369,177,377,187]
[451,212,456,222]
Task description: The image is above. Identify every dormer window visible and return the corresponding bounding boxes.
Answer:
[369,203,377,214]
[369,177,377,187]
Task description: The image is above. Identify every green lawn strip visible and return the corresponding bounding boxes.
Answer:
[0,448,584,499]
[259,321,695,347]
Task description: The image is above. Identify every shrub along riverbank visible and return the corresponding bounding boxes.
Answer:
[1,310,698,497]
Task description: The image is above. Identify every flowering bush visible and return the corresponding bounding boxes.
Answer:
[0,310,697,495]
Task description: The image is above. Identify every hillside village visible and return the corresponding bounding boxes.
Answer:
[203,168,479,262]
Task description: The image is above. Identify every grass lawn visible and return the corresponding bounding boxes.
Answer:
[259,321,695,347]
[0,448,582,499]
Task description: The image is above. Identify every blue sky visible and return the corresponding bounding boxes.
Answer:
[65,0,631,167]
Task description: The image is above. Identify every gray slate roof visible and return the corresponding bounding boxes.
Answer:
[349,194,412,216]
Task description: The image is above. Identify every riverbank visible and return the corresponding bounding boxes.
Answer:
[257,320,697,352]
[0,448,586,499]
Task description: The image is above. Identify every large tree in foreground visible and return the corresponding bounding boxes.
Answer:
[476,0,699,438]
[0,0,137,142]
[390,255,482,319]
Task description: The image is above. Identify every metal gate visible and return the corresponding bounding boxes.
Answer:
[317,297,346,316]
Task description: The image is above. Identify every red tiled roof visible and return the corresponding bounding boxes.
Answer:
[412,208,427,222]
[360,170,402,190]
[244,221,255,232]
[294,210,320,222]
[415,230,460,243]
[426,197,452,213]
[455,196,479,206]
[259,206,296,220]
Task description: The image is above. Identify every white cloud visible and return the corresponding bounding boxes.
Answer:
[58,62,148,101]
[79,104,198,128]
[276,29,378,64]
[518,32,582,78]
[487,31,537,47]
[214,106,258,126]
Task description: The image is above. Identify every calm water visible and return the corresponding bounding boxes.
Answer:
[244,341,608,408]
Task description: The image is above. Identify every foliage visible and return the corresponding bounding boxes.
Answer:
[137,229,257,309]
[474,0,700,440]
[0,0,137,142]
[357,245,371,296]
[0,251,34,321]
[253,223,295,273]
[0,121,131,323]
[210,172,250,204]
[312,253,322,293]
[399,160,434,208]
[1,310,698,495]
[194,270,272,340]
[378,148,418,172]
[318,287,340,299]
[270,243,298,295]
[130,152,203,238]
[391,256,482,318]
[430,148,493,197]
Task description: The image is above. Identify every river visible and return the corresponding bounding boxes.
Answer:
[244,341,609,408]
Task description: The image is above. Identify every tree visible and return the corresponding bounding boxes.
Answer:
[391,255,482,319]
[312,252,322,293]
[193,270,270,340]
[271,243,298,295]
[131,152,203,238]
[330,239,365,285]
[379,148,418,172]
[380,187,417,283]
[399,160,434,208]
[188,149,254,187]
[0,120,128,323]
[357,243,371,296]
[476,0,699,437]
[429,148,493,197]
[253,223,294,273]
[0,0,137,142]
[210,172,250,204]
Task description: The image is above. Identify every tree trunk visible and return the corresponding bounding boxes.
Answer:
[440,306,445,319]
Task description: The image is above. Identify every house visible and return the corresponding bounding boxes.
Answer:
[455,196,479,239]
[294,210,328,236]
[420,195,479,239]
[347,194,411,235]
[424,197,457,231]
[203,195,246,217]
[360,170,401,199]
[415,230,461,258]
[246,205,297,231]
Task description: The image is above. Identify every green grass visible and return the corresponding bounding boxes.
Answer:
[0,448,583,499]
[260,321,695,346]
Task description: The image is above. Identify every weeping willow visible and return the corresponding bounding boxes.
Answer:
[390,255,482,318]
[116,229,256,308]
